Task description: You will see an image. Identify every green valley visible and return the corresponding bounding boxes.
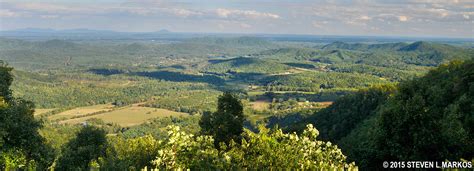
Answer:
[1,33,473,170]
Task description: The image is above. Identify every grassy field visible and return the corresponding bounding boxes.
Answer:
[60,106,188,126]
[313,101,333,108]
[34,108,56,116]
[48,104,115,121]
[250,101,271,111]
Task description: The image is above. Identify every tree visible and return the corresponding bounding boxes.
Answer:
[0,62,54,170]
[199,92,245,147]
[150,125,356,170]
[0,61,13,101]
[374,60,474,164]
[55,126,107,171]
[99,135,162,170]
[311,84,396,141]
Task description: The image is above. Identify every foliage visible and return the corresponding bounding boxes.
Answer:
[374,60,474,163]
[140,125,356,170]
[100,135,162,170]
[320,41,474,66]
[11,69,220,111]
[267,85,395,137]
[120,116,200,139]
[200,92,245,146]
[55,126,107,171]
[151,126,220,170]
[0,63,54,170]
[251,90,356,103]
[204,57,290,74]
[0,149,28,170]
[223,124,355,169]
[0,37,276,71]
[337,116,379,169]
[285,60,474,169]
[265,85,396,169]
[328,63,427,81]
[143,90,220,114]
[310,84,396,141]
[0,61,13,101]
[260,71,390,92]
[39,123,80,153]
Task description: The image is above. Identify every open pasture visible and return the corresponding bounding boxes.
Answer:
[60,106,187,126]
[34,108,56,116]
[48,104,115,120]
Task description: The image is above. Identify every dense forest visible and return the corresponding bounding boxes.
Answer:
[6,37,473,109]
[270,60,474,169]
[1,35,473,170]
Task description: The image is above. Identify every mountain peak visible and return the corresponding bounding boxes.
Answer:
[399,41,433,51]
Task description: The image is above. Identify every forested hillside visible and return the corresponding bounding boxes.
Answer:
[7,37,471,109]
[0,65,356,169]
[273,60,474,169]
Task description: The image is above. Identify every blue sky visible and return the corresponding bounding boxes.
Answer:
[0,0,472,38]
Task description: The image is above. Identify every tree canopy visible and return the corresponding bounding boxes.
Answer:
[375,60,474,162]
[200,92,245,146]
[55,126,107,170]
[0,61,54,170]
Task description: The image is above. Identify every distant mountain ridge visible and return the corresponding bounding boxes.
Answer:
[322,41,462,53]
[322,41,409,51]
[186,36,272,47]
[260,41,474,67]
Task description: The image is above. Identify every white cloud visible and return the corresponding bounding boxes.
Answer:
[16,2,87,13]
[0,0,471,37]
[312,21,329,28]
[216,8,280,19]
[0,9,21,17]
[216,8,232,18]
[171,8,202,17]
[360,15,371,20]
[463,14,470,19]
[126,8,154,16]
[398,15,409,21]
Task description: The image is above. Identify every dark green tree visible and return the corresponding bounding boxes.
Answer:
[311,84,396,141]
[374,60,474,165]
[199,92,245,147]
[0,61,13,101]
[55,126,107,171]
[0,61,55,170]
[272,85,396,168]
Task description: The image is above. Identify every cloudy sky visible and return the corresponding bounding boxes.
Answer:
[0,0,473,38]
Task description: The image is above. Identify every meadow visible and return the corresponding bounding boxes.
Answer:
[47,104,115,121]
[59,106,187,127]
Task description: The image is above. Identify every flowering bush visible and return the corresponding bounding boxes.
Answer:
[148,124,356,170]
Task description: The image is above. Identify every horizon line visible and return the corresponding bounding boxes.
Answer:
[1,27,473,41]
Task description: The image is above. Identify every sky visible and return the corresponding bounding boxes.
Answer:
[0,0,473,38]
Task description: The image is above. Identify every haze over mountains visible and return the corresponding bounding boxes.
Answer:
[2,28,473,44]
